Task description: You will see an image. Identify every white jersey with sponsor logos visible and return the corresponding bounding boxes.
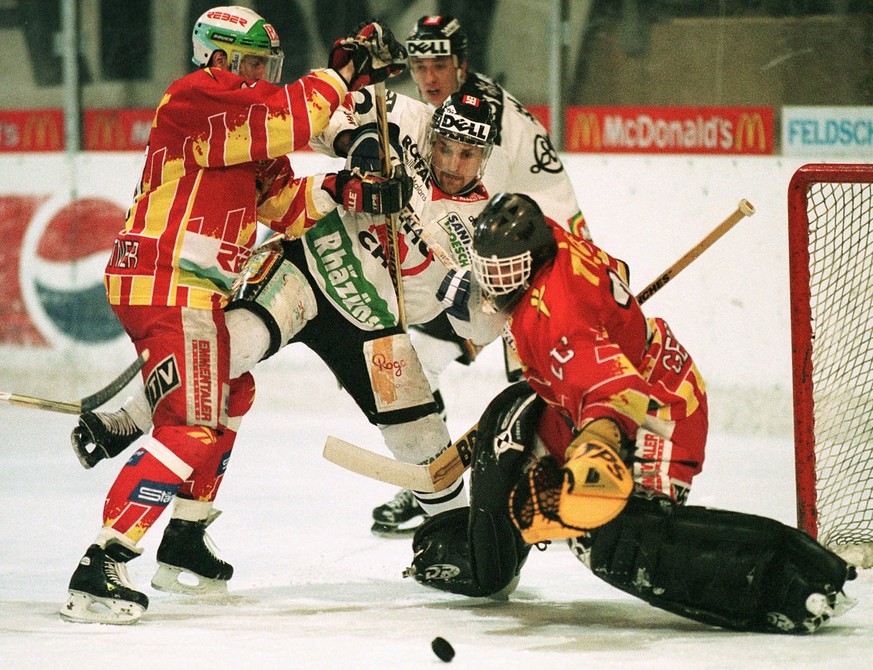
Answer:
[314,81,588,238]
[303,91,504,345]
[460,72,587,237]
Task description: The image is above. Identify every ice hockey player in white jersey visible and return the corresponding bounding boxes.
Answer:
[368,14,589,535]
[70,90,507,582]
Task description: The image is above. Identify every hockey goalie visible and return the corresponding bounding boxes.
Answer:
[403,193,857,634]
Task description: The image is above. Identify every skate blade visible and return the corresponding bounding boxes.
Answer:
[151,563,229,596]
[370,520,421,539]
[59,590,144,625]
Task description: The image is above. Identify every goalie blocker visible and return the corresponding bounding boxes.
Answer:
[406,383,857,634]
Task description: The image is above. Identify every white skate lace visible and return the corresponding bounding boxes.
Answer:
[386,489,416,512]
[104,556,136,589]
[202,530,224,562]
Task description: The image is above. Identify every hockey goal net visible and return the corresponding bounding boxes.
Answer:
[789,163,873,569]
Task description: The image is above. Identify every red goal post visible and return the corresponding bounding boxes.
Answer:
[789,163,873,568]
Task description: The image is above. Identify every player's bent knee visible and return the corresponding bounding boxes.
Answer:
[226,238,317,359]
[150,425,222,475]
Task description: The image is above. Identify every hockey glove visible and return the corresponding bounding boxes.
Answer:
[436,269,472,321]
[329,22,407,92]
[324,167,412,215]
[345,122,403,174]
[509,440,633,544]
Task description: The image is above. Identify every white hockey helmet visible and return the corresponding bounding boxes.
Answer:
[192,6,284,83]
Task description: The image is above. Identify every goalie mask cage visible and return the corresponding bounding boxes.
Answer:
[789,163,873,569]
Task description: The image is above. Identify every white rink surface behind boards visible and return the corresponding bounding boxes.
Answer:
[1,345,872,670]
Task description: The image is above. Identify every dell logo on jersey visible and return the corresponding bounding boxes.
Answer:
[406,39,451,57]
[439,113,490,143]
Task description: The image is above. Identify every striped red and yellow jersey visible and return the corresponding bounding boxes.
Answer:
[509,225,707,447]
[105,67,347,309]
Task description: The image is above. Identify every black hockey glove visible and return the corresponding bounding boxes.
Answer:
[324,167,412,215]
[329,22,407,92]
[436,269,471,321]
[345,122,403,174]
[71,410,143,469]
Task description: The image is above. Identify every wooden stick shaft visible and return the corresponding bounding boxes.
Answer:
[374,83,407,329]
[0,350,148,415]
[636,199,754,304]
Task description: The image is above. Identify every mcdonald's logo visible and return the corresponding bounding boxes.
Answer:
[86,111,126,150]
[22,111,63,151]
[735,113,766,152]
[568,111,601,151]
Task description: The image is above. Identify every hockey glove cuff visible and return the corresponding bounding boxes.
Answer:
[436,269,472,321]
[323,168,411,215]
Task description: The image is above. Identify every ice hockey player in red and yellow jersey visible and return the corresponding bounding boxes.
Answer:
[60,7,408,625]
[405,192,856,634]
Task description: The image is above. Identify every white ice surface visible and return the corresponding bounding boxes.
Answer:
[0,344,871,670]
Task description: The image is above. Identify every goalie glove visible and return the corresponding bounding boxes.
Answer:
[509,427,633,544]
[323,167,412,215]
[436,269,471,321]
[329,22,407,91]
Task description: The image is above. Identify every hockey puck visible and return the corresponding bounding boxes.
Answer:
[431,636,455,662]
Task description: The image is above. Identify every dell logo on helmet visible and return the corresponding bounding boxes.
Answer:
[406,39,451,56]
[438,113,490,143]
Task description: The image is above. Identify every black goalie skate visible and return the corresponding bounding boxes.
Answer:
[71,409,143,469]
[151,518,234,596]
[371,488,426,538]
[61,542,148,625]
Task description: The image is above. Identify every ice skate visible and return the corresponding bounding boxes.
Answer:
[71,409,143,469]
[151,518,233,596]
[60,543,148,625]
[371,488,426,538]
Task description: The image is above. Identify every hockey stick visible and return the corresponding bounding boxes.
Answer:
[636,199,755,304]
[375,82,407,329]
[324,199,755,491]
[0,350,149,415]
[323,424,477,493]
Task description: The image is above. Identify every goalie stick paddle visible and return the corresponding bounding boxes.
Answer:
[323,424,477,493]
[324,199,755,491]
[0,350,149,415]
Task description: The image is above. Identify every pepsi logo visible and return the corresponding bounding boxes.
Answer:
[19,196,126,346]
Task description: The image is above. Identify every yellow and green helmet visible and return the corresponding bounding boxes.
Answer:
[192,6,284,83]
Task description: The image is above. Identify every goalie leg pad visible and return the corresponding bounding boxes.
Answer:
[406,383,543,599]
[226,239,317,359]
[584,497,854,633]
[406,507,529,599]
[467,382,540,594]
